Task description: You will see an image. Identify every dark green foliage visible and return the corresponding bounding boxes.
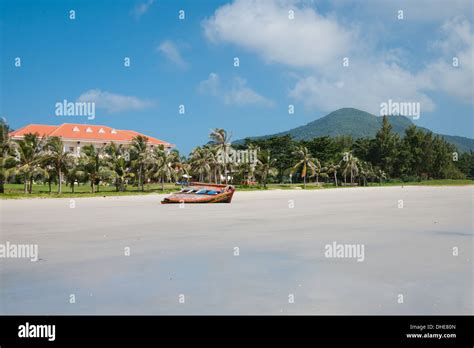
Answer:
[244,135,297,182]
[455,151,474,179]
[237,116,466,183]
[234,108,474,152]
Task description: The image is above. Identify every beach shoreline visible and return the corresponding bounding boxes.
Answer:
[1,186,472,315]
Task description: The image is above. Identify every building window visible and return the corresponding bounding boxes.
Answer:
[69,147,74,153]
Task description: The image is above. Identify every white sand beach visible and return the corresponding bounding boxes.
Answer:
[0,186,472,314]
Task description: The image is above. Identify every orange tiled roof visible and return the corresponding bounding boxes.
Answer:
[9,123,173,147]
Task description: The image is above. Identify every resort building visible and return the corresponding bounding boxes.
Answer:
[9,123,174,155]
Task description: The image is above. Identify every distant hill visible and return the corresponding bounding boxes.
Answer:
[234,108,474,152]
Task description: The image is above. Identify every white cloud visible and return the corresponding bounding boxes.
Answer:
[157,40,188,69]
[289,63,435,114]
[77,89,155,113]
[199,73,273,107]
[131,0,154,19]
[203,0,357,70]
[333,0,474,23]
[198,72,220,96]
[422,18,474,103]
[224,77,274,107]
[204,0,473,114]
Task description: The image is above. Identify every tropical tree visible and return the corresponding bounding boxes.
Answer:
[206,146,220,183]
[358,161,374,186]
[0,121,16,193]
[209,128,231,184]
[12,133,47,193]
[81,144,106,193]
[172,152,189,183]
[312,157,322,184]
[326,163,340,186]
[375,168,387,184]
[291,146,318,189]
[340,152,359,185]
[189,146,211,182]
[255,150,276,188]
[455,151,474,179]
[105,142,132,192]
[65,160,86,193]
[44,136,74,193]
[245,135,296,183]
[44,163,57,193]
[130,135,150,191]
[368,116,400,177]
[151,146,179,190]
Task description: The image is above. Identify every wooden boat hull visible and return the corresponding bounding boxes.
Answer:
[161,183,235,204]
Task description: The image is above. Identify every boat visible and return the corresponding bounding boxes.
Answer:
[161,182,235,204]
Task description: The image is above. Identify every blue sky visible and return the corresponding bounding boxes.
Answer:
[1,0,473,155]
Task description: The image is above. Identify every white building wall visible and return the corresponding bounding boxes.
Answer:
[62,140,172,156]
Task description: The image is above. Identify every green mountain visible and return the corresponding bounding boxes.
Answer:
[235,108,474,152]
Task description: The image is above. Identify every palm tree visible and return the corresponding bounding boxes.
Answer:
[81,144,106,193]
[151,146,179,190]
[172,153,189,184]
[206,146,220,184]
[376,169,387,185]
[235,161,251,184]
[291,146,318,189]
[358,161,375,186]
[326,163,340,186]
[44,136,73,193]
[255,150,276,188]
[44,163,57,193]
[313,157,322,184]
[130,136,150,191]
[105,142,131,192]
[12,133,47,193]
[340,152,359,185]
[189,146,211,182]
[0,121,16,193]
[66,161,86,193]
[209,128,231,184]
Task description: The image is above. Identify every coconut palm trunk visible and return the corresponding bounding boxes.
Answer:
[224,164,228,185]
[58,167,62,193]
[138,167,142,191]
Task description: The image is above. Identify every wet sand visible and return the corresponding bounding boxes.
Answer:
[0,186,472,314]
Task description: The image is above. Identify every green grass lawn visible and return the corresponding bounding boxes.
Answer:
[1,179,472,199]
[239,179,474,191]
[1,183,178,199]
